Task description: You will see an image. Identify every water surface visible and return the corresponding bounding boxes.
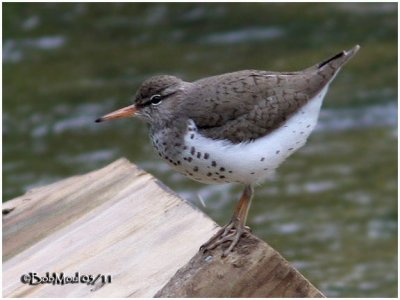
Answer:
[3,3,397,297]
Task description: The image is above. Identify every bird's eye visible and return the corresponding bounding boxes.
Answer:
[150,94,162,106]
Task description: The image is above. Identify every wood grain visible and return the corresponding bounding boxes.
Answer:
[3,158,324,297]
[156,234,324,297]
[3,158,217,297]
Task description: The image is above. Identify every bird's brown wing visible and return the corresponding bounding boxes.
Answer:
[186,46,360,143]
[187,69,328,143]
[186,45,360,143]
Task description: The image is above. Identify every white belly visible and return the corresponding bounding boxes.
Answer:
[171,85,329,185]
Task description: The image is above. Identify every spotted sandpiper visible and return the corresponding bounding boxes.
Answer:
[96,45,360,257]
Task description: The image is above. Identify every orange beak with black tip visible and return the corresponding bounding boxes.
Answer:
[95,104,138,123]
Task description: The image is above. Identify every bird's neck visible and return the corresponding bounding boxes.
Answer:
[149,115,188,140]
[148,116,190,161]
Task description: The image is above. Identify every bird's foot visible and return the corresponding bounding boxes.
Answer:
[200,218,251,257]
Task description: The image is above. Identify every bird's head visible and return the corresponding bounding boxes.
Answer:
[96,75,189,126]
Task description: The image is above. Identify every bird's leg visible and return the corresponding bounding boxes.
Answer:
[200,185,254,257]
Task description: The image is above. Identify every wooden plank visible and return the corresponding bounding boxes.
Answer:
[155,234,324,297]
[3,158,218,297]
[3,158,324,297]
[3,158,146,260]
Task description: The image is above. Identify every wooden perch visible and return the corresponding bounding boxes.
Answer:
[156,234,323,297]
[3,158,324,297]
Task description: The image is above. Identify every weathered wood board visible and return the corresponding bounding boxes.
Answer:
[3,158,218,297]
[3,158,324,297]
[156,234,324,298]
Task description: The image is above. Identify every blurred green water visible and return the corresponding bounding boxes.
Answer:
[3,3,397,297]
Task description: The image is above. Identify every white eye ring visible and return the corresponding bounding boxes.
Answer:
[150,94,162,106]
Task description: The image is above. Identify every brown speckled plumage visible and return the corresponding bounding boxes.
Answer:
[184,52,348,143]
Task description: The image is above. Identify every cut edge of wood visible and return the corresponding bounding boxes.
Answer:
[155,234,325,298]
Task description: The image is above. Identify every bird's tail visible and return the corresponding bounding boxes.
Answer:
[317,44,360,70]
[301,44,360,87]
[303,45,360,79]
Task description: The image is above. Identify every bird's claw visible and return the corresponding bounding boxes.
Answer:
[200,218,251,257]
